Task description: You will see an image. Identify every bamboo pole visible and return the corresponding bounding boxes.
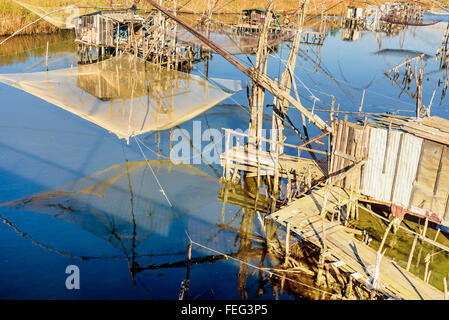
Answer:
[46,41,49,71]
[444,277,448,300]
[424,253,430,282]
[406,234,418,272]
[378,219,394,255]
[358,89,365,113]
[384,54,425,75]
[415,64,423,118]
[284,222,291,267]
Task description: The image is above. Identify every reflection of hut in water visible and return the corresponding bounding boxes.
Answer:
[380,2,424,25]
[0,54,242,141]
[343,6,365,29]
[347,6,364,19]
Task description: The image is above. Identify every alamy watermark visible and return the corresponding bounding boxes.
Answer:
[65,265,80,290]
[169,121,279,165]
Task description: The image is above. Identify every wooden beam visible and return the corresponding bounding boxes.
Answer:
[384,54,425,75]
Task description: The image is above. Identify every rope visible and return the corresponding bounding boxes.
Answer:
[134,135,173,207]
[187,235,344,299]
[0,6,75,46]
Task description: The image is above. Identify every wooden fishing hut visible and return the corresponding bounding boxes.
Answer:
[233,8,286,35]
[74,8,206,70]
[340,115,449,228]
[74,9,146,59]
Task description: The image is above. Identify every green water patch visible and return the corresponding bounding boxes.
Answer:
[351,204,449,292]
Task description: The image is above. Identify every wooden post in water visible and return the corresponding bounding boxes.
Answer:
[444,277,448,300]
[406,234,418,271]
[414,64,423,118]
[421,217,429,240]
[316,251,326,287]
[283,222,291,267]
[378,219,394,254]
[424,253,430,282]
[358,89,365,113]
[46,41,49,71]
[185,241,192,300]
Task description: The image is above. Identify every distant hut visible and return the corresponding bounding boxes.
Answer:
[241,8,281,26]
[346,6,364,20]
[74,9,146,48]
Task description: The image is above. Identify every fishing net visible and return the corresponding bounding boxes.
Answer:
[0,53,242,140]
[1,160,219,251]
[13,1,96,29]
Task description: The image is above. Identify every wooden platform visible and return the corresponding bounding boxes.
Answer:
[220,145,327,180]
[268,185,445,300]
[300,30,325,45]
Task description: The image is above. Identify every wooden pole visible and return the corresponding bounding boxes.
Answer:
[406,234,418,271]
[358,89,365,113]
[284,222,291,267]
[415,64,423,118]
[421,217,429,240]
[424,253,430,282]
[378,219,394,255]
[444,277,448,300]
[46,41,49,71]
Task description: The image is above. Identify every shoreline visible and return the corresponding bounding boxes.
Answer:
[0,0,440,37]
[0,14,59,36]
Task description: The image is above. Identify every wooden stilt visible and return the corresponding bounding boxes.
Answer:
[406,234,418,271]
[284,222,291,267]
[45,41,49,71]
[378,218,395,254]
[424,253,430,282]
[444,277,448,300]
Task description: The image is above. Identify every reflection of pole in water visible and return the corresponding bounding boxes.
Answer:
[236,177,257,299]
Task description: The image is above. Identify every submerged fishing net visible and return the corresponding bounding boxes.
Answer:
[14,0,96,29]
[1,160,219,252]
[0,53,242,140]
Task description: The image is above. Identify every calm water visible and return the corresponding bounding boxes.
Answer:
[0,15,449,299]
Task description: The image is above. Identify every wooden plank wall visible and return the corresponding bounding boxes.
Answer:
[331,120,368,193]
[409,140,449,223]
[76,14,116,47]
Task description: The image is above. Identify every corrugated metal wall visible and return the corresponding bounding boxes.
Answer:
[391,133,422,207]
[361,127,423,206]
